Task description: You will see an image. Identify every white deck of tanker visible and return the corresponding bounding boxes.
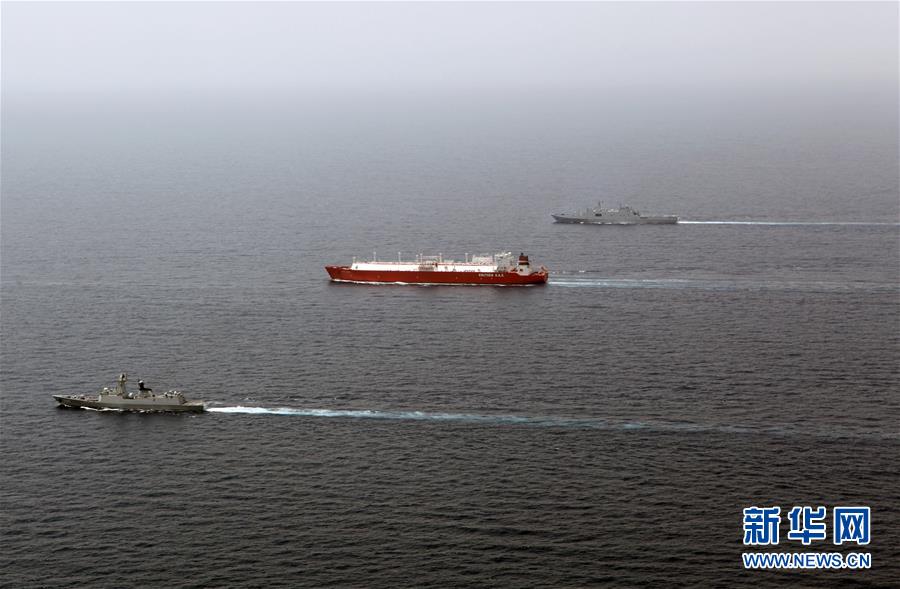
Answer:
[350,252,519,273]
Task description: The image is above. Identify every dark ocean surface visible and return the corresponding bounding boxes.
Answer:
[2,98,899,588]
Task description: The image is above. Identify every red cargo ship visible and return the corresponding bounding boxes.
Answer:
[326,252,548,285]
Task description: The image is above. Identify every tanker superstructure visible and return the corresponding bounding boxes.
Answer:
[326,252,548,285]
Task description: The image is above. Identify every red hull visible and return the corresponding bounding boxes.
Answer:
[326,266,548,285]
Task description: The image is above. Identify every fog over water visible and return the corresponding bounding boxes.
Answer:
[4,3,897,99]
[2,3,899,588]
[3,2,898,226]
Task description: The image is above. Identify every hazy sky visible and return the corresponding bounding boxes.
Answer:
[2,2,897,108]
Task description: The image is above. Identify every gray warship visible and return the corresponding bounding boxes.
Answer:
[53,373,205,413]
[552,202,678,225]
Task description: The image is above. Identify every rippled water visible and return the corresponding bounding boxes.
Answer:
[2,101,899,587]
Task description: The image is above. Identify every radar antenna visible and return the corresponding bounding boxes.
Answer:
[116,373,127,396]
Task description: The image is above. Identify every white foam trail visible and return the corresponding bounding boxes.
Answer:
[207,405,638,429]
[549,277,895,292]
[680,220,899,226]
[209,405,533,423]
[551,278,697,289]
[206,406,896,440]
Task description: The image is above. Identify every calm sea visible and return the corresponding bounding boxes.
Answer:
[2,97,898,587]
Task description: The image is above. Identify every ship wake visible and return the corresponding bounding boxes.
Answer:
[207,406,895,440]
[680,220,898,226]
[210,406,539,424]
[549,277,895,293]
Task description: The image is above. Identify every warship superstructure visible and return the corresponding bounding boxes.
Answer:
[552,203,678,225]
[54,373,205,413]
